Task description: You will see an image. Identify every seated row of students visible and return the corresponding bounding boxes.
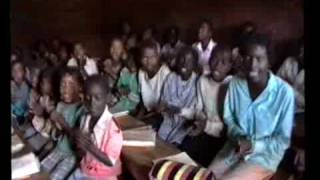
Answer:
[11,64,123,179]
[11,23,302,179]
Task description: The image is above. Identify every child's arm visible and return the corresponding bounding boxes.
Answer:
[74,131,113,166]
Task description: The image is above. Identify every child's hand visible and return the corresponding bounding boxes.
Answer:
[74,130,92,151]
[189,120,206,137]
[166,105,181,115]
[237,138,253,156]
[50,111,66,129]
[32,103,44,116]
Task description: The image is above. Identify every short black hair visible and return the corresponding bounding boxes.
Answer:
[209,44,232,64]
[240,21,257,34]
[144,24,157,36]
[140,40,159,55]
[60,67,84,88]
[239,34,270,56]
[176,46,198,68]
[84,75,110,95]
[200,19,213,32]
[37,67,61,102]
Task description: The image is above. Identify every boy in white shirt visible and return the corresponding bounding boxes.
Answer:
[67,43,98,78]
[193,20,217,75]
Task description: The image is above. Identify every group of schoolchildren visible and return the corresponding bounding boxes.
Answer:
[11,20,304,180]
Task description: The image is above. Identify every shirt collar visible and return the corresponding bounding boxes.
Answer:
[241,71,277,101]
[197,39,216,52]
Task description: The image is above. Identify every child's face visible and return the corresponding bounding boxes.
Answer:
[41,78,52,96]
[210,51,233,82]
[60,74,81,103]
[198,23,211,41]
[128,60,137,73]
[31,69,40,88]
[110,40,124,61]
[59,48,68,61]
[85,83,110,118]
[11,54,18,62]
[12,63,25,84]
[243,44,269,83]
[169,30,178,46]
[127,35,137,49]
[141,47,160,75]
[122,22,131,34]
[74,44,86,59]
[177,53,194,81]
[143,29,153,41]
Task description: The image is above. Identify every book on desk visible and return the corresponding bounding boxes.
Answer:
[122,125,156,147]
[11,133,40,180]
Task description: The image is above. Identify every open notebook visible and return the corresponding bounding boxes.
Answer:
[123,125,156,147]
[12,152,40,179]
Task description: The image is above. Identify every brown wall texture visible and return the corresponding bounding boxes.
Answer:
[11,0,303,64]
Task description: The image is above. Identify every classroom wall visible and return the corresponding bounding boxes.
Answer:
[11,0,303,65]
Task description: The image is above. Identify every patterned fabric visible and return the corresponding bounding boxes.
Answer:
[111,67,140,113]
[41,146,76,180]
[149,160,215,180]
[158,72,198,144]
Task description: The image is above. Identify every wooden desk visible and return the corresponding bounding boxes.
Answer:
[116,115,180,180]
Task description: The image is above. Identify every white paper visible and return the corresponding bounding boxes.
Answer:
[12,153,40,179]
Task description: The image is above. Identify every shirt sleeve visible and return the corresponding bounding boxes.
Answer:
[223,80,246,140]
[103,121,123,165]
[252,87,295,159]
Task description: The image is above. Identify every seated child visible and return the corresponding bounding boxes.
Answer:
[192,45,233,138]
[110,58,140,114]
[11,60,30,124]
[27,68,60,152]
[67,42,99,78]
[192,20,217,75]
[68,75,123,180]
[161,26,185,71]
[181,45,233,167]
[157,46,198,147]
[209,35,295,179]
[277,39,304,113]
[103,37,126,90]
[41,68,86,180]
[136,40,171,119]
